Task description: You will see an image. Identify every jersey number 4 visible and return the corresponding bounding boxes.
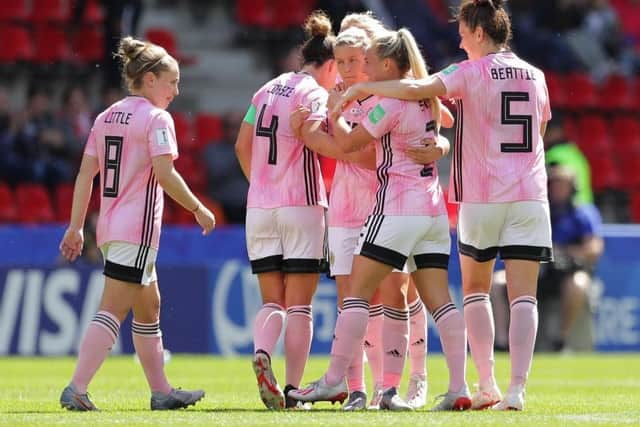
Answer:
[103,136,123,197]
[256,104,278,165]
[500,91,532,153]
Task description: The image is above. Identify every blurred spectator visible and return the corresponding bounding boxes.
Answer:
[509,0,583,72]
[72,0,144,90]
[59,86,92,154]
[203,112,249,223]
[12,86,75,188]
[0,86,18,184]
[538,165,604,351]
[384,0,463,69]
[544,114,594,205]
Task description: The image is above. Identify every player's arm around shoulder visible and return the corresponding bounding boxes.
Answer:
[152,154,216,235]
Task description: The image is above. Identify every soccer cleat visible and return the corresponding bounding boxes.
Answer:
[471,383,503,410]
[492,384,524,411]
[368,383,383,410]
[60,384,99,411]
[430,384,472,411]
[288,375,348,404]
[406,374,427,409]
[342,390,367,411]
[380,387,413,411]
[283,384,311,410]
[150,388,205,410]
[252,350,285,410]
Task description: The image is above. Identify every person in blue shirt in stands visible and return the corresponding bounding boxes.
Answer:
[538,164,604,351]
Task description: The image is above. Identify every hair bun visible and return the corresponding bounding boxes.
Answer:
[118,36,147,61]
[303,10,333,38]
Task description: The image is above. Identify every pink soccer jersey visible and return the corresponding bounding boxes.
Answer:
[328,96,378,228]
[84,96,178,249]
[436,51,551,203]
[360,96,447,217]
[246,71,328,208]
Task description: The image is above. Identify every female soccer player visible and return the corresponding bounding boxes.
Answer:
[234,10,336,410]
[334,0,553,411]
[59,36,216,411]
[290,27,470,412]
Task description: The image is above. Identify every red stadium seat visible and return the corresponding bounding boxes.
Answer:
[544,71,567,109]
[564,73,597,110]
[33,25,70,64]
[145,27,195,65]
[80,0,104,25]
[0,24,34,63]
[30,0,69,24]
[15,183,55,223]
[599,74,634,111]
[617,154,640,190]
[195,113,224,146]
[170,111,195,148]
[0,183,18,222]
[611,116,640,151]
[236,0,269,27]
[588,155,620,192]
[0,0,30,22]
[175,153,207,192]
[54,183,74,222]
[575,115,611,159]
[563,115,579,143]
[71,26,104,63]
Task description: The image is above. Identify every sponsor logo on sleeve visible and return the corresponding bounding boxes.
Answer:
[441,64,459,75]
[368,104,386,124]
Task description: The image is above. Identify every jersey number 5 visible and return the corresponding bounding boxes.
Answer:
[256,104,278,165]
[103,136,123,197]
[500,91,532,153]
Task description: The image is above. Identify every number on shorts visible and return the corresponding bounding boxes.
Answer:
[103,136,123,197]
[500,91,532,153]
[256,104,279,165]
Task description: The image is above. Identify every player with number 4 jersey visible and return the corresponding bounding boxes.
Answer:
[235,10,338,410]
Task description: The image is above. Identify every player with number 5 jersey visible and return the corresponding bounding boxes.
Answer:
[334,0,553,411]
[235,10,337,410]
[58,36,215,412]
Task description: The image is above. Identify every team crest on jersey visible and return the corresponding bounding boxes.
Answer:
[310,99,322,113]
[442,64,459,75]
[147,262,155,277]
[329,251,335,267]
[155,128,171,146]
[350,106,364,116]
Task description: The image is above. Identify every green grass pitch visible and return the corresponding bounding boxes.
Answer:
[1,353,638,426]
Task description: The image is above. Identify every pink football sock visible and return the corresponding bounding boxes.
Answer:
[253,303,285,356]
[464,293,496,389]
[433,303,467,393]
[509,296,538,389]
[285,305,313,388]
[132,320,172,394]
[408,298,427,378]
[71,311,120,394]
[382,306,409,389]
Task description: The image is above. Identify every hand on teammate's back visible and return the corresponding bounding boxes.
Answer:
[59,228,84,262]
[406,138,444,164]
[290,106,311,138]
[194,204,216,235]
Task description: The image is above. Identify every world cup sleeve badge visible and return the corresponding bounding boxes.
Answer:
[310,99,322,113]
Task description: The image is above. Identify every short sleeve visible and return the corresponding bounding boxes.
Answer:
[300,87,328,122]
[83,126,97,157]
[360,98,401,139]
[435,61,470,99]
[147,110,179,159]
